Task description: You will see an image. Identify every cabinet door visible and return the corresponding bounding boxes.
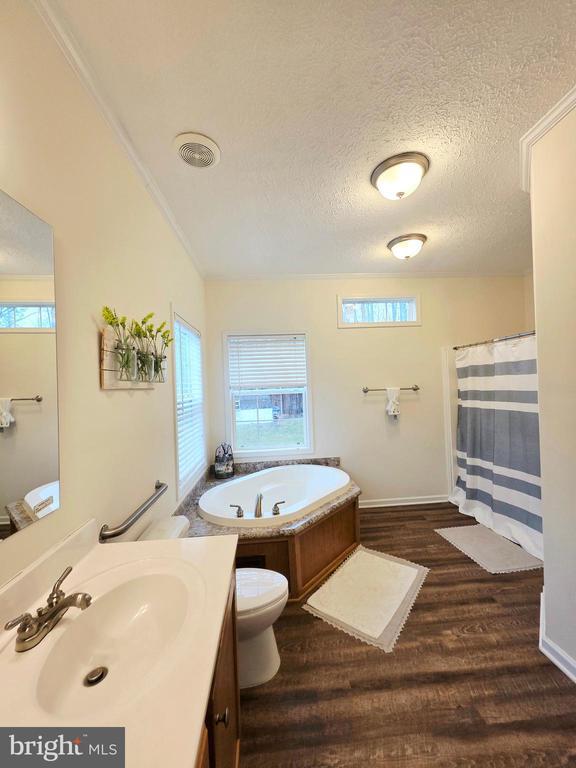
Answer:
[195,726,209,768]
[207,578,240,768]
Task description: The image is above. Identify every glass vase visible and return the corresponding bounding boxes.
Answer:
[137,351,155,382]
[115,343,137,381]
[153,354,167,383]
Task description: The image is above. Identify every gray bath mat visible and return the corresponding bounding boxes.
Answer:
[303,545,428,652]
[436,524,543,573]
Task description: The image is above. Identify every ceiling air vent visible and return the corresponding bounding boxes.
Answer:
[173,132,220,168]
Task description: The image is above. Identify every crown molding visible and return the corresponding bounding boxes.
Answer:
[32,0,204,276]
[205,270,527,283]
[520,84,576,194]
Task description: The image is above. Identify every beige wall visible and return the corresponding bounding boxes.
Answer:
[206,276,530,503]
[0,1,205,583]
[531,106,576,662]
[0,278,55,303]
[0,278,58,514]
[0,332,59,512]
[524,272,535,329]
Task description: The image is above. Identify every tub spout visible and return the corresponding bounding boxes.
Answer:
[254,493,263,518]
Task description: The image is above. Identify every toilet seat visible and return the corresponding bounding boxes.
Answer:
[236,568,289,615]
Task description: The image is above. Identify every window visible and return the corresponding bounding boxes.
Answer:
[337,296,420,328]
[226,334,311,454]
[0,303,56,330]
[174,316,205,495]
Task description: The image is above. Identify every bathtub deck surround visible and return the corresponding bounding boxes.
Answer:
[187,482,360,541]
[177,458,360,600]
[5,500,36,532]
[0,520,240,768]
[178,457,350,539]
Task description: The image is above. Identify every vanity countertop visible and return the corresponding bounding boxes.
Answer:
[0,528,238,768]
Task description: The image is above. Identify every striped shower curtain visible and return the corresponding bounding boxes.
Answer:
[450,334,543,559]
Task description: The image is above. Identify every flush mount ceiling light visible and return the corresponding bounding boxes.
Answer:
[174,132,221,168]
[371,152,430,200]
[387,234,427,260]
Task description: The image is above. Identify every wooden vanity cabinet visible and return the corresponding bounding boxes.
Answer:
[195,727,210,768]
[205,575,240,768]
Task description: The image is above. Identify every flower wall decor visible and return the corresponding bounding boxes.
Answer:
[101,307,174,384]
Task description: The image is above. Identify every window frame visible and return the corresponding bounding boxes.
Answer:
[223,331,314,460]
[336,294,421,329]
[0,301,56,333]
[172,312,207,500]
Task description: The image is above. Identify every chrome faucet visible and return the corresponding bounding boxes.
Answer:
[272,500,286,515]
[230,504,244,518]
[4,566,92,653]
[254,493,263,518]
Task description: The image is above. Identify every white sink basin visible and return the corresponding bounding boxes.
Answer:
[0,529,238,768]
[37,567,194,717]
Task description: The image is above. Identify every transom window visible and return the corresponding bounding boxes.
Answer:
[226,334,311,454]
[174,316,205,495]
[0,303,56,330]
[338,296,420,327]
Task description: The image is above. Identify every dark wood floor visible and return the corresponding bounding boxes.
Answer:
[239,504,576,767]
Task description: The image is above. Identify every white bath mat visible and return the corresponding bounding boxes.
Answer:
[303,546,428,652]
[435,525,543,573]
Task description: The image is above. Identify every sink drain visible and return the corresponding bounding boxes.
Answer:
[83,666,108,687]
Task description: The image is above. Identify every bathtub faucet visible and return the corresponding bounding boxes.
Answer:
[272,501,285,515]
[254,493,263,518]
[230,504,244,518]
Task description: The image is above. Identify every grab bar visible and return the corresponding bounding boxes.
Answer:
[99,481,168,542]
[362,385,420,394]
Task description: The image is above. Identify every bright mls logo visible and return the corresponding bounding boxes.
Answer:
[0,728,125,765]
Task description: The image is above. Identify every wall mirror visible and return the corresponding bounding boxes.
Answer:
[0,189,58,541]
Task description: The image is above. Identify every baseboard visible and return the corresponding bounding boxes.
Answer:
[359,494,450,509]
[539,592,576,684]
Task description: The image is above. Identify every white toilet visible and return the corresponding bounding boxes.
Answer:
[235,568,289,689]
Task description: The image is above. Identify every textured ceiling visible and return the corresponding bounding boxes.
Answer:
[49,0,576,277]
[0,189,53,275]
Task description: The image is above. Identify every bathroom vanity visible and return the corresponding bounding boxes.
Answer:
[0,523,240,768]
[202,575,241,768]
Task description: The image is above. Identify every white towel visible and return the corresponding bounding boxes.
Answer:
[0,398,14,429]
[386,387,400,418]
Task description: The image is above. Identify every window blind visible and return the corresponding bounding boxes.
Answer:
[174,318,205,493]
[228,334,308,389]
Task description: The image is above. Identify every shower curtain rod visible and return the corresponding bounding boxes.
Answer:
[453,330,535,351]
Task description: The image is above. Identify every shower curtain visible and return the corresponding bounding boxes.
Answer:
[450,334,543,559]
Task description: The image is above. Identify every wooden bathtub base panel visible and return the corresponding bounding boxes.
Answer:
[235,497,360,602]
